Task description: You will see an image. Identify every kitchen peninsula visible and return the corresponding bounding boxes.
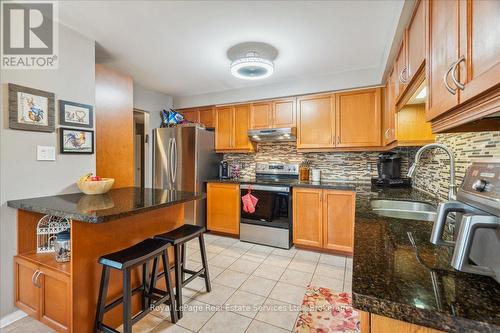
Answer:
[7,188,205,333]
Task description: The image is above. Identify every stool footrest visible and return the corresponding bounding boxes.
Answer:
[182,268,205,286]
[104,285,144,313]
[98,323,120,333]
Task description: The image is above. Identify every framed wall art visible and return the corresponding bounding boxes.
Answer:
[8,83,55,132]
[59,100,93,128]
[60,127,94,154]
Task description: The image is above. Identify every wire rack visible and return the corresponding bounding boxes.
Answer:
[36,215,71,253]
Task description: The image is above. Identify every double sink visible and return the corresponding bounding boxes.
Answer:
[371,199,436,222]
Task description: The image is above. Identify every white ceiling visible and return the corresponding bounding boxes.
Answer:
[59,1,404,104]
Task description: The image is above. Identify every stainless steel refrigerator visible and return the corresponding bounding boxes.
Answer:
[152,125,221,226]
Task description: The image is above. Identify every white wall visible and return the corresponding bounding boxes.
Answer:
[173,67,380,108]
[0,24,95,318]
[133,84,173,187]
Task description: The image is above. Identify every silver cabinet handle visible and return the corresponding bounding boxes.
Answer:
[33,270,42,288]
[443,61,458,95]
[451,214,499,276]
[31,269,39,286]
[384,128,390,140]
[399,66,408,84]
[451,56,465,91]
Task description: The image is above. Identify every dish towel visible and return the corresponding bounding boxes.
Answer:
[242,186,259,213]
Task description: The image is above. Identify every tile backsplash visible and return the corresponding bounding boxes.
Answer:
[411,131,500,200]
[224,131,499,201]
[223,142,417,182]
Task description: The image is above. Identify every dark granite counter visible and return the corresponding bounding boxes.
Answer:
[7,187,205,223]
[352,185,500,332]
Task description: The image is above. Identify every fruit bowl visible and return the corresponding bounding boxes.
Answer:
[77,178,115,195]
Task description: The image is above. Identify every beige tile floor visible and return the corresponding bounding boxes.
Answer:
[3,233,352,333]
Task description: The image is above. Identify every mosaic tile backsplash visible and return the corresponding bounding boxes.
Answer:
[224,131,499,201]
[411,131,500,200]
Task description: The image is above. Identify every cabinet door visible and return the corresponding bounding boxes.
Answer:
[14,256,39,318]
[297,94,335,149]
[272,98,296,128]
[406,0,426,82]
[335,89,381,147]
[371,314,445,333]
[233,104,253,151]
[250,102,272,129]
[395,41,407,98]
[426,0,460,121]
[458,0,500,103]
[215,106,232,150]
[39,269,71,333]
[207,183,240,235]
[199,106,215,128]
[384,71,397,145]
[293,188,323,248]
[322,190,355,253]
[181,108,199,123]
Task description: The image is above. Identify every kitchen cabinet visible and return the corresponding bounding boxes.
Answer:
[406,0,426,83]
[250,98,296,129]
[395,41,407,99]
[198,106,215,128]
[396,104,435,146]
[427,0,500,128]
[215,104,254,152]
[293,188,355,254]
[369,313,444,333]
[207,183,240,235]
[250,101,272,129]
[293,188,323,248]
[180,107,199,123]
[296,94,335,150]
[15,256,71,333]
[383,72,396,145]
[335,88,381,147]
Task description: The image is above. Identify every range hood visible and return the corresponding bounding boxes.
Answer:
[248,127,297,142]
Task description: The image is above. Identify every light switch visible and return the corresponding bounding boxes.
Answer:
[37,145,56,161]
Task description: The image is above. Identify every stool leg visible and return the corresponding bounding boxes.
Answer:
[162,249,178,323]
[174,244,183,319]
[94,266,110,333]
[123,269,132,333]
[142,261,150,311]
[199,234,212,292]
[181,243,186,284]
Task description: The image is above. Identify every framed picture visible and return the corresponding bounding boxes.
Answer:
[60,128,94,154]
[8,83,55,132]
[59,100,93,128]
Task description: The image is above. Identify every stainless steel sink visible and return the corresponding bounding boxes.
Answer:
[370,199,436,221]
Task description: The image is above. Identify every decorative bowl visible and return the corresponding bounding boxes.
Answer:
[77,178,115,195]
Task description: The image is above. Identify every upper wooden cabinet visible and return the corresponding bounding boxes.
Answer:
[180,107,199,123]
[297,94,335,150]
[207,183,240,235]
[406,0,426,82]
[250,98,296,129]
[395,41,407,98]
[215,104,254,152]
[198,106,215,128]
[383,71,397,145]
[335,88,382,147]
[293,188,355,254]
[427,0,500,128]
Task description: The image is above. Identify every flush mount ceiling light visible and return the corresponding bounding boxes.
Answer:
[227,42,278,80]
[230,51,274,80]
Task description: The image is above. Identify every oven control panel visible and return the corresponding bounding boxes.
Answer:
[256,163,299,175]
[460,161,499,201]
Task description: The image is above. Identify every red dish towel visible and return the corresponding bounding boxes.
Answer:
[242,186,259,213]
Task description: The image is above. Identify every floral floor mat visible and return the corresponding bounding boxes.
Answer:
[293,286,360,333]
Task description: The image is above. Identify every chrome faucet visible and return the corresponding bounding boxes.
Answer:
[407,143,457,200]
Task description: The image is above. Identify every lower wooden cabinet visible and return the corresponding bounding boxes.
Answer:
[15,256,71,333]
[293,188,355,253]
[360,312,445,333]
[207,182,240,235]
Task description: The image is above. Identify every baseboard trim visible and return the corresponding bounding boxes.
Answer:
[0,310,27,328]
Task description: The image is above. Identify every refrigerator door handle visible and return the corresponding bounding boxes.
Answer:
[169,138,174,185]
[172,137,178,184]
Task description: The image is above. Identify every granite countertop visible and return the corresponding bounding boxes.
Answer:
[7,187,205,223]
[352,185,500,332]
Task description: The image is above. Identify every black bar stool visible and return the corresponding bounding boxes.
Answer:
[94,238,177,333]
[154,225,211,319]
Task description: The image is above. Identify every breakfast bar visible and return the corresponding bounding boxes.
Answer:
[7,188,205,333]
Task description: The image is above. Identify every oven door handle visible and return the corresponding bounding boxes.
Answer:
[240,184,290,192]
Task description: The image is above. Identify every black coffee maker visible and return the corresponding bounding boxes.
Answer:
[372,152,411,187]
[219,161,229,179]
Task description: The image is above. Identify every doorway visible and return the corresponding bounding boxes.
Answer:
[133,110,146,187]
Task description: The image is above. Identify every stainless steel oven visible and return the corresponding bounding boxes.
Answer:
[239,163,298,249]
